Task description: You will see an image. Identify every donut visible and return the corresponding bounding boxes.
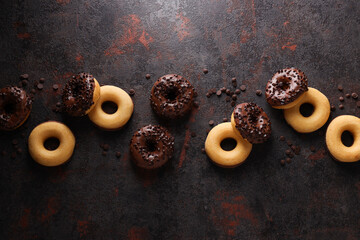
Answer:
[231,103,271,144]
[130,125,175,169]
[205,122,252,168]
[326,115,360,163]
[284,87,330,133]
[0,86,32,131]
[62,72,100,116]
[150,74,196,119]
[88,85,134,130]
[28,121,75,167]
[265,68,308,109]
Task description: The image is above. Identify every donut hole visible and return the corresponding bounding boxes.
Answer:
[3,102,16,114]
[300,103,314,117]
[145,138,157,152]
[341,131,354,147]
[220,138,237,151]
[165,87,179,101]
[44,137,60,151]
[101,101,118,114]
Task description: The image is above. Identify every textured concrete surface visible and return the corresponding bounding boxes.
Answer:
[0,0,359,239]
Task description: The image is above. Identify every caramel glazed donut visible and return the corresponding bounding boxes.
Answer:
[150,74,196,119]
[62,72,100,116]
[130,125,175,169]
[28,121,75,167]
[0,86,32,131]
[266,68,308,109]
[205,122,252,168]
[326,115,360,163]
[231,103,271,144]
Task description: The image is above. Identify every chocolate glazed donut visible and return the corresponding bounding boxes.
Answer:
[265,68,308,107]
[0,86,32,131]
[130,125,175,169]
[150,74,195,119]
[232,103,271,144]
[62,72,100,116]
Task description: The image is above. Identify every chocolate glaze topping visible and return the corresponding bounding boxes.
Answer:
[265,68,308,106]
[130,125,174,169]
[233,103,271,144]
[62,72,95,116]
[150,74,195,119]
[0,86,32,131]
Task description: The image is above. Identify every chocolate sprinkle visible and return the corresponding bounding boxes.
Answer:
[145,74,151,79]
[240,85,246,91]
[53,84,59,91]
[339,104,344,109]
[37,83,43,90]
[339,96,344,102]
[280,159,285,166]
[345,93,351,98]
[337,85,343,91]
[203,69,208,74]
[209,120,214,126]
[330,105,336,111]
[256,90,262,96]
[39,78,45,83]
[129,89,135,96]
[279,136,285,141]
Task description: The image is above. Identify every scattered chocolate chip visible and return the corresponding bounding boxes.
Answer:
[203,69,208,74]
[279,136,285,141]
[240,85,246,91]
[145,74,151,79]
[11,152,16,159]
[280,159,285,166]
[39,78,45,83]
[352,93,358,99]
[339,96,344,102]
[209,120,214,126]
[53,84,59,91]
[56,102,61,107]
[37,83,43,90]
[339,104,344,109]
[231,77,237,82]
[330,105,336,111]
[345,93,351,98]
[20,74,29,79]
[337,85,343,91]
[12,139,18,145]
[211,88,217,94]
[129,89,135,96]
[223,118,228,122]
[310,146,316,152]
[294,146,301,155]
[285,149,292,156]
[30,89,36,94]
[357,101,360,108]
[206,93,211,98]
[103,144,109,151]
[232,82,237,87]
[286,158,291,163]
[191,132,196,137]
[21,79,28,86]
[221,87,226,93]
[286,140,292,146]
[232,94,237,100]
[226,89,231,95]
[201,148,206,154]
[193,101,199,108]
[291,145,296,152]
[102,151,107,156]
[256,90,262,96]
[116,152,121,158]
[225,96,230,102]
[216,90,222,96]
[231,101,236,107]
[235,89,241,95]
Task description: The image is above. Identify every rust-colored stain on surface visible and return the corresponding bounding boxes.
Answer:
[77,220,90,238]
[175,12,191,41]
[56,0,70,5]
[178,128,191,168]
[19,208,31,229]
[75,53,84,62]
[105,14,153,56]
[128,226,150,240]
[281,42,297,51]
[307,148,326,165]
[41,197,60,222]
[17,33,31,39]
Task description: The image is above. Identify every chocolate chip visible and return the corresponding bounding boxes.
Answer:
[30,89,36,94]
[226,89,231,95]
[37,83,43,90]
[286,158,291,163]
[223,118,228,122]
[280,159,285,166]
[39,78,45,83]
[310,146,316,152]
[129,89,135,96]
[231,101,236,107]
[285,149,292,156]
[216,90,222,96]
[20,74,29,79]
[294,146,301,155]
[357,101,360,108]
[225,96,230,102]
[206,93,211,98]
[56,102,61,107]
[201,148,206,154]
[337,85,343,91]
[191,132,196,137]
[345,93,351,98]
[291,145,296,152]
[339,104,344,109]
[240,85,246,91]
[231,77,237,82]
[12,139,18,145]
[102,151,107,156]
[256,90,262,96]
[193,101,199,108]
[209,120,214,126]
[330,105,336,111]
[221,87,226,93]
[339,96,344,102]
[286,140,292,146]
[203,69,208,74]
[232,82,237,87]
[103,144,109,151]
[279,136,285,141]
[145,74,151,79]
[352,93,358,99]
[235,89,241,95]
[232,94,237,100]
[116,152,121,158]
[53,84,59,91]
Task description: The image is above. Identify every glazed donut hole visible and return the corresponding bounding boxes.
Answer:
[101,101,118,114]
[220,138,237,151]
[164,86,180,101]
[341,130,354,147]
[299,103,315,117]
[43,137,60,151]
[3,102,16,114]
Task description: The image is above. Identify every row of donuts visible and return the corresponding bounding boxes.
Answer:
[204,68,360,167]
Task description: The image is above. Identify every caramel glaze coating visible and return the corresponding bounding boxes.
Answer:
[150,74,195,119]
[62,72,96,116]
[0,86,32,131]
[233,103,271,144]
[130,125,175,170]
[265,68,308,107]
